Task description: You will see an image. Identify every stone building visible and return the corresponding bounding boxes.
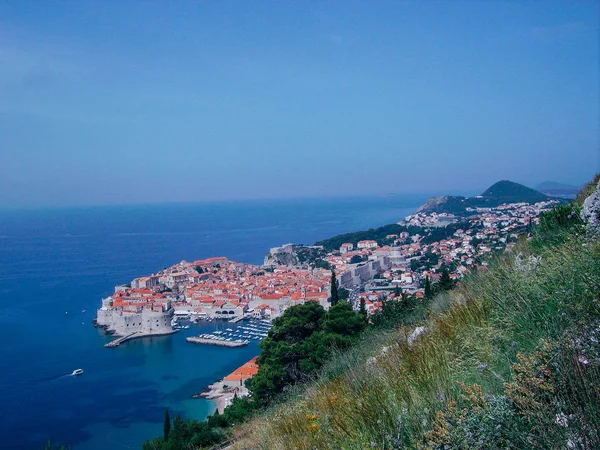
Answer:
[96,297,174,336]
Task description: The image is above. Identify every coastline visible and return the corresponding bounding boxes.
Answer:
[194,356,259,413]
[194,380,249,414]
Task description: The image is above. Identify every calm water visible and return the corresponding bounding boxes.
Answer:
[0,195,425,449]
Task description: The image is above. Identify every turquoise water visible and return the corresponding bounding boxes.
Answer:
[0,196,425,449]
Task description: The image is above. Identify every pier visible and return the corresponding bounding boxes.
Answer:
[105,332,138,347]
[104,330,178,348]
[186,336,249,347]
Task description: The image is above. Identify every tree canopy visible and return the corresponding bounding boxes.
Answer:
[251,301,365,403]
[439,265,453,291]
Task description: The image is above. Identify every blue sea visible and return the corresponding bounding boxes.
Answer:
[0,196,425,449]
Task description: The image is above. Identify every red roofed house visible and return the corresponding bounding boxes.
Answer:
[223,356,259,388]
[340,243,354,254]
[357,240,378,249]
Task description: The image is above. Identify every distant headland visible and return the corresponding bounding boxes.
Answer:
[415,180,557,215]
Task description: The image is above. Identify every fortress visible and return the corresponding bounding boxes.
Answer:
[96,296,174,336]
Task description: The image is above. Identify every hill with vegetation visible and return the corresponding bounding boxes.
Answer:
[279,180,549,256]
[229,177,599,449]
[417,180,552,215]
[313,221,469,253]
[478,179,549,203]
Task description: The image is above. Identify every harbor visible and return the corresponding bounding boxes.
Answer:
[185,320,273,348]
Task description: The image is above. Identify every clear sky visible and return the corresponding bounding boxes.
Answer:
[1,1,598,208]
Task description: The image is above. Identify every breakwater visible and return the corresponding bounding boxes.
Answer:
[104,330,179,348]
[186,336,249,347]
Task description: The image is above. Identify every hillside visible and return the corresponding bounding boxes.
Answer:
[313,221,468,253]
[308,180,551,253]
[417,180,551,215]
[231,178,600,449]
[478,179,549,203]
[313,224,405,252]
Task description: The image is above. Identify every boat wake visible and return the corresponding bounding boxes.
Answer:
[36,369,84,382]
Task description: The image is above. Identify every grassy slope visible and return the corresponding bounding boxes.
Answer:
[232,182,600,449]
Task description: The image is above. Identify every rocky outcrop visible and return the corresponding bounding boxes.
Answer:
[581,179,600,237]
[416,196,449,213]
[515,252,542,273]
[415,195,470,215]
[408,326,427,346]
[263,244,300,267]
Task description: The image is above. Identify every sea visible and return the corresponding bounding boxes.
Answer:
[0,195,426,449]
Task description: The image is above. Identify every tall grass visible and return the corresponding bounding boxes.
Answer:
[232,199,600,449]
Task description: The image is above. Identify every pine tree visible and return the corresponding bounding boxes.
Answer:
[424,276,432,299]
[330,269,339,306]
[163,409,171,442]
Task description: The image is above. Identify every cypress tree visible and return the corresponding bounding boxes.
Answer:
[359,297,367,320]
[330,269,339,306]
[163,409,171,441]
[440,265,452,291]
[394,284,400,298]
[424,276,432,299]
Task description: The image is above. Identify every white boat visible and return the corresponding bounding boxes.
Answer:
[72,369,83,376]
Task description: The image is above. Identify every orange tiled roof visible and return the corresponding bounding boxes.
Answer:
[224,356,259,381]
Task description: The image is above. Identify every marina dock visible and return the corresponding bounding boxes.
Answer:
[228,316,245,323]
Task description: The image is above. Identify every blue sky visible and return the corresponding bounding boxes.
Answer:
[0,1,598,207]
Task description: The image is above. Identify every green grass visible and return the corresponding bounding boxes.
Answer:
[232,195,600,449]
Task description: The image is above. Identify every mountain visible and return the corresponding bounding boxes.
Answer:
[478,180,549,204]
[416,180,551,215]
[536,181,580,199]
